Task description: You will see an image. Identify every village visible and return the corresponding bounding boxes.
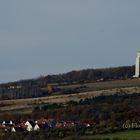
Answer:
[0,118,93,133]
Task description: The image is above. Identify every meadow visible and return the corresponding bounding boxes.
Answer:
[80,130,140,140]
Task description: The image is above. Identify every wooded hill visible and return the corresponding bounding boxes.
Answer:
[0,66,134,100]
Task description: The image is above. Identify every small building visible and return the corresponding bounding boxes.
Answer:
[2,121,6,126]
[11,127,16,132]
[25,121,33,132]
[26,125,33,132]
[9,121,13,125]
[33,124,40,131]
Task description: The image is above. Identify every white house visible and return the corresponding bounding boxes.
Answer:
[9,121,13,125]
[2,121,6,126]
[25,121,33,132]
[33,124,40,131]
[11,127,16,132]
[26,125,33,132]
[25,121,31,126]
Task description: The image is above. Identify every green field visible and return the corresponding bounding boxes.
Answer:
[81,130,140,140]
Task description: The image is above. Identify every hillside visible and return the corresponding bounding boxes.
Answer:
[1,78,140,114]
[0,66,135,100]
[0,88,140,140]
[0,78,140,140]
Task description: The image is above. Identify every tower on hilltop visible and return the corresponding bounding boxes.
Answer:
[134,51,140,78]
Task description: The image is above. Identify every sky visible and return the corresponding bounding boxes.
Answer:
[0,0,140,83]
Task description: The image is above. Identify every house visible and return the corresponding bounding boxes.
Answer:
[25,121,33,132]
[2,121,6,126]
[36,119,48,125]
[55,121,64,128]
[11,127,16,132]
[63,121,75,128]
[36,119,48,130]
[3,126,11,133]
[26,125,33,132]
[33,124,40,131]
[9,121,13,125]
[47,119,56,128]
[25,121,32,127]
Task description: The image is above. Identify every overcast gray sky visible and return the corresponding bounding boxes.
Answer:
[0,0,140,83]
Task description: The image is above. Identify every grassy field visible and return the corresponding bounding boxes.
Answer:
[80,130,140,140]
[1,78,140,114]
[58,78,140,91]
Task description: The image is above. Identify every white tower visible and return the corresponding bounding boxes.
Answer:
[134,51,140,78]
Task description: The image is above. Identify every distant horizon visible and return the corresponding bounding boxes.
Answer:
[0,64,134,84]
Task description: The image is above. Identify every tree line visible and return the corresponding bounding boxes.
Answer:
[0,66,135,100]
